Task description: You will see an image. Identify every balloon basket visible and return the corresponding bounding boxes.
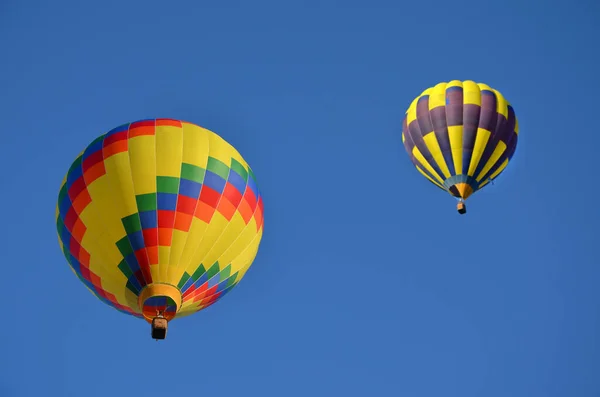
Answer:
[151,317,168,340]
[457,202,466,215]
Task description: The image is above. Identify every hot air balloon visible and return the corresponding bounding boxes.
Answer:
[56,118,264,339]
[401,80,518,214]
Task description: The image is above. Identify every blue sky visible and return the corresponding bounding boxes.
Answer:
[1,0,599,396]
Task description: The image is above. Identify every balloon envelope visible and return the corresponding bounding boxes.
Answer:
[56,118,264,325]
[402,80,518,202]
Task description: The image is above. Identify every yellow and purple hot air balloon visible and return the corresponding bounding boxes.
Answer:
[56,118,264,339]
[401,80,519,214]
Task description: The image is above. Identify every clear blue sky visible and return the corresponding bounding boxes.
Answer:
[1,0,599,396]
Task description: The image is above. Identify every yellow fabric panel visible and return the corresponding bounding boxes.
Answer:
[173,216,210,283]
[104,153,139,217]
[80,226,127,298]
[128,135,156,195]
[217,219,262,275]
[487,158,510,181]
[476,82,492,92]
[476,141,507,182]
[167,229,189,283]
[207,132,237,166]
[463,80,481,105]
[446,80,463,89]
[467,128,492,177]
[181,123,211,168]
[428,82,447,109]
[149,260,161,282]
[416,165,445,190]
[177,301,203,316]
[201,212,252,273]
[235,234,262,279]
[155,125,183,178]
[412,146,444,184]
[184,212,231,274]
[84,157,132,239]
[422,132,451,179]
[492,89,509,119]
[478,179,490,189]
[406,96,419,124]
[80,181,127,253]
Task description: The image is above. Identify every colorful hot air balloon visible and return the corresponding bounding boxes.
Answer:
[401,80,519,214]
[56,118,264,339]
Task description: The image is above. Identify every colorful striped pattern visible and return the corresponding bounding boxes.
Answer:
[56,118,264,322]
[402,80,519,200]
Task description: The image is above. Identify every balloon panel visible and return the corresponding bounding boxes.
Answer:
[56,119,264,320]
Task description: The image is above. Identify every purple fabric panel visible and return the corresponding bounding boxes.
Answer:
[461,104,481,174]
